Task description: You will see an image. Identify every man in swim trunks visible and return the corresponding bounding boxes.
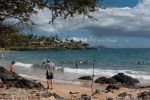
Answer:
[46,59,55,89]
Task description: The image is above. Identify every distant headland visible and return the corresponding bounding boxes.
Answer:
[0,33,97,51]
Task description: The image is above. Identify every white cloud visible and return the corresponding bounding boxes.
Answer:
[28,0,150,37]
[69,37,87,43]
[2,18,19,26]
[69,36,119,46]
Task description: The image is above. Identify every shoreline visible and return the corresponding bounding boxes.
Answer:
[0,47,97,51]
[1,63,150,86]
[1,77,150,100]
[0,50,16,52]
[19,73,150,86]
[18,67,150,86]
[0,66,150,100]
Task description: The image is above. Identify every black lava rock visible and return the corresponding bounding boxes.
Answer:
[81,94,91,100]
[78,76,92,80]
[107,97,114,100]
[118,92,132,98]
[53,93,64,99]
[112,73,140,86]
[95,73,139,87]
[137,91,150,100]
[95,77,118,84]
[40,92,53,98]
[106,84,120,91]
[0,66,45,90]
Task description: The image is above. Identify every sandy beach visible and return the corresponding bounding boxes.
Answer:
[0,79,150,100]
[42,82,150,100]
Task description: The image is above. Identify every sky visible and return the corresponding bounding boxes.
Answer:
[21,0,150,48]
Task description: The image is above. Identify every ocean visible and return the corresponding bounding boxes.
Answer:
[0,49,150,85]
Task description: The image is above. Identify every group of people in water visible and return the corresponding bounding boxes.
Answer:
[76,59,88,68]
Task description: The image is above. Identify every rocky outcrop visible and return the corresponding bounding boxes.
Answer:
[95,73,140,86]
[36,91,53,98]
[36,92,64,99]
[92,89,101,95]
[118,92,132,98]
[0,66,45,90]
[106,84,120,91]
[137,91,150,100]
[95,77,118,84]
[78,76,92,80]
[81,94,91,100]
[53,93,64,99]
[106,97,114,100]
[112,73,139,86]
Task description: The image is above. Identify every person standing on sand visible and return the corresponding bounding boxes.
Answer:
[46,59,55,89]
[10,61,16,73]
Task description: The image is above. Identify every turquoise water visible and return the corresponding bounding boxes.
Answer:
[0,49,150,84]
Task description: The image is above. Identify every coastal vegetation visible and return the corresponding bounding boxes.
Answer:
[0,32,90,51]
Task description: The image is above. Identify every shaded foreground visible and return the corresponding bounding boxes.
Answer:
[0,66,45,90]
[0,66,150,100]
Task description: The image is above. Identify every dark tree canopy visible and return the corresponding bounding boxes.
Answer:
[0,0,102,23]
[0,0,44,29]
[46,0,101,23]
[0,0,102,38]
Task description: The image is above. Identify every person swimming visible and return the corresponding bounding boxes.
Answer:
[137,60,145,65]
[142,60,145,64]
[83,59,88,64]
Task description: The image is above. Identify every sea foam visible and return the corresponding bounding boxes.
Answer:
[15,62,33,68]
[64,68,150,80]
